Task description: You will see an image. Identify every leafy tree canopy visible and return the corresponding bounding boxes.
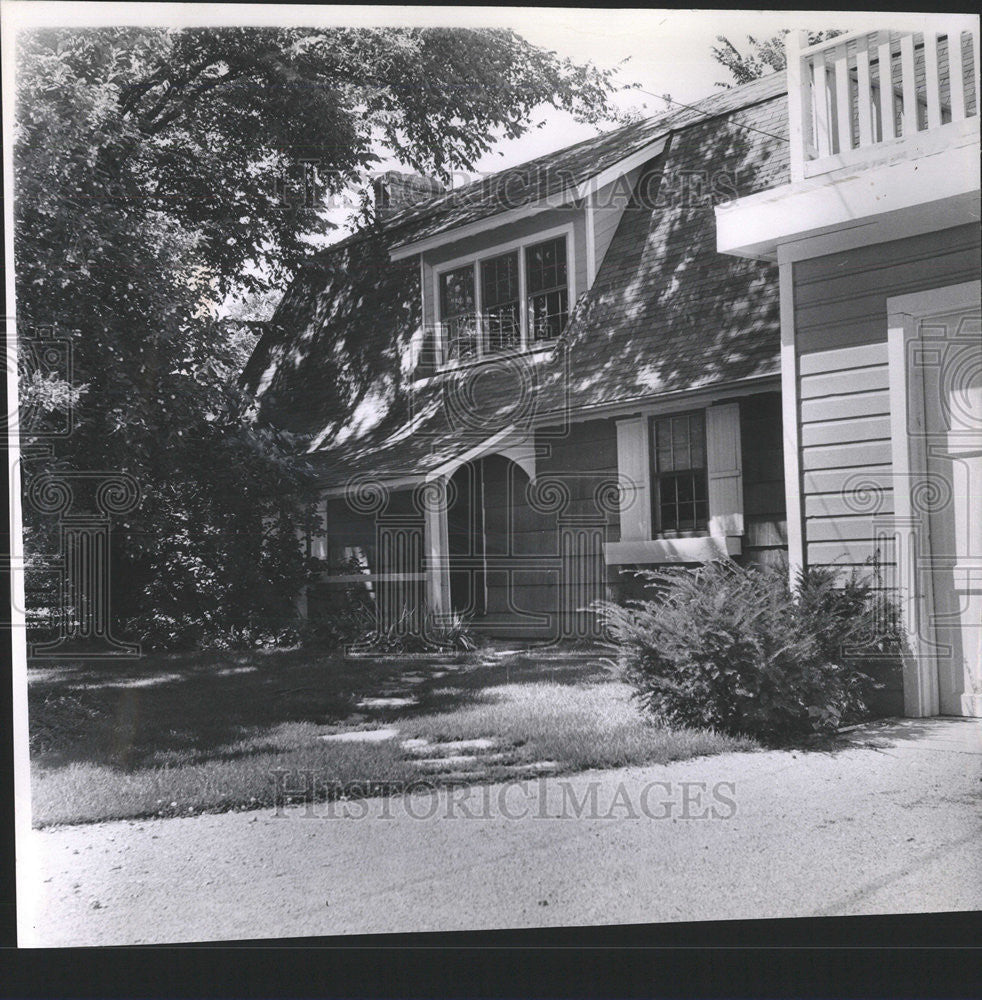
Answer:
[712,29,844,87]
[16,26,622,647]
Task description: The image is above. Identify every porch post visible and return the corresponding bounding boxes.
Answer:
[424,475,451,618]
[778,256,805,584]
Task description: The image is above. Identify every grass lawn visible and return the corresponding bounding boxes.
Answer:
[29,646,755,826]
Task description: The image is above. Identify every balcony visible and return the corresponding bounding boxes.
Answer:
[789,27,979,181]
[716,24,980,261]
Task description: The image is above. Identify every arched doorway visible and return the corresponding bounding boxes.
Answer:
[446,454,557,636]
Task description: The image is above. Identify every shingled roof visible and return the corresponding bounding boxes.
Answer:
[385,72,789,251]
[244,71,789,485]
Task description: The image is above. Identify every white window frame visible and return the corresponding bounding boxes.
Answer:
[431,222,575,370]
[606,400,745,565]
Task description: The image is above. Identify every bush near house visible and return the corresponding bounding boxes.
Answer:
[597,561,903,743]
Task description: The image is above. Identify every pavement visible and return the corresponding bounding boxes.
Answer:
[20,717,982,946]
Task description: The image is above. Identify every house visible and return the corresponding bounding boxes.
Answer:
[244,22,980,718]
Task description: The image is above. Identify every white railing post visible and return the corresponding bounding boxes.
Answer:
[813,55,832,157]
[856,36,874,146]
[834,42,852,154]
[787,30,810,181]
[948,29,966,122]
[878,31,897,141]
[973,27,981,119]
[900,32,918,136]
[924,32,943,130]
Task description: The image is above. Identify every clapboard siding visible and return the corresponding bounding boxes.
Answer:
[795,224,982,353]
[798,341,888,374]
[801,439,893,471]
[806,515,890,542]
[793,225,981,576]
[805,489,894,518]
[800,388,891,422]
[797,340,894,572]
[801,415,892,447]
[802,464,893,496]
[799,365,890,399]
[807,539,896,566]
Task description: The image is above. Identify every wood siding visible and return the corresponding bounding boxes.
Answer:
[794,223,981,576]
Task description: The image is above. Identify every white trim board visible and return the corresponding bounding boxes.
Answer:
[605,536,741,565]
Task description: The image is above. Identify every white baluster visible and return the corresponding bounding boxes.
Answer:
[878,32,896,140]
[900,33,918,135]
[834,42,852,153]
[924,32,942,129]
[787,30,810,179]
[948,30,966,122]
[813,56,831,157]
[973,27,980,118]
[857,39,874,146]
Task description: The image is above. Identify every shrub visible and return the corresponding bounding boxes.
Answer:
[304,582,377,650]
[596,561,898,742]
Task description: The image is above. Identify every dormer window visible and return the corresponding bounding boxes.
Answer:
[526,235,569,342]
[432,225,574,368]
[480,251,521,352]
[438,265,478,362]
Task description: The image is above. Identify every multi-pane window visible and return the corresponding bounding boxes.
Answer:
[652,411,709,534]
[436,232,570,364]
[480,251,521,352]
[526,236,568,342]
[439,265,478,361]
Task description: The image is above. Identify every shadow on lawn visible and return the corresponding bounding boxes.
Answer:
[28,644,611,770]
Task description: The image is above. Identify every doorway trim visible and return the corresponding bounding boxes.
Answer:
[887,279,981,717]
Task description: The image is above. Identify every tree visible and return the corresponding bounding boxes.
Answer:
[15,27,623,648]
[712,30,844,87]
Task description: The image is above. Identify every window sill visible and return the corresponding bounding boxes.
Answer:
[604,535,741,565]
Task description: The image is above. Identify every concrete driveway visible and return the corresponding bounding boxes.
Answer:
[20,717,982,945]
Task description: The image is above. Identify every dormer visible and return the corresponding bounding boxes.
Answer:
[386,131,667,375]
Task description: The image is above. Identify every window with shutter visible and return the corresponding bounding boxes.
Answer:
[606,403,744,565]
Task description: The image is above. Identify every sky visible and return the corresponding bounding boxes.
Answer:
[4,5,965,287]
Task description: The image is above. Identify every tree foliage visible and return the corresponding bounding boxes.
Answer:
[15,26,621,648]
[712,29,844,87]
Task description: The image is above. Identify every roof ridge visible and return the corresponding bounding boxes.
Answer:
[380,70,788,230]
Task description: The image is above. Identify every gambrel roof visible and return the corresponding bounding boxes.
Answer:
[384,73,789,253]
[243,72,789,485]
